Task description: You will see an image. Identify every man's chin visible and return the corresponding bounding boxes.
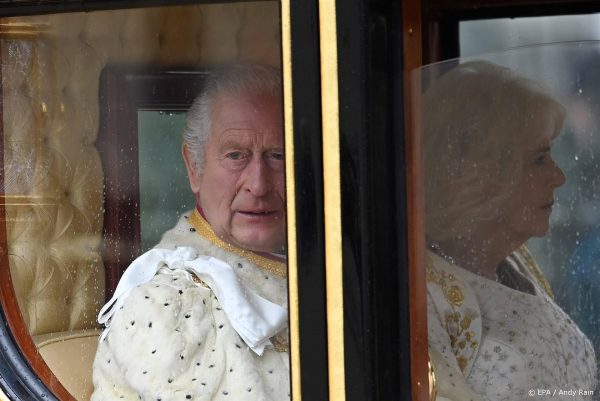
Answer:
[232,231,285,254]
[241,241,286,254]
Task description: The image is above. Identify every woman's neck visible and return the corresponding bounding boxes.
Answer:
[432,225,526,280]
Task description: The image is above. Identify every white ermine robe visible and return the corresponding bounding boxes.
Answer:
[92,210,289,401]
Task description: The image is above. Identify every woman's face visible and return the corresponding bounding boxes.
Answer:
[501,127,566,240]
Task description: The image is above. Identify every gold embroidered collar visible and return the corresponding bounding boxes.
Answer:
[188,209,287,278]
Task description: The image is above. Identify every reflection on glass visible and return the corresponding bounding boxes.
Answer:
[420,52,597,400]
[460,22,600,364]
[138,111,195,252]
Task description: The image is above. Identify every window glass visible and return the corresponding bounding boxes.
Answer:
[418,42,600,400]
[1,3,288,401]
[460,14,600,57]
[463,18,600,352]
[138,111,194,252]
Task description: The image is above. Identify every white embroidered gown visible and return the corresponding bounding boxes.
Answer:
[427,249,596,401]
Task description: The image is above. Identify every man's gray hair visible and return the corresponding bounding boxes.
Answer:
[183,64,282,172]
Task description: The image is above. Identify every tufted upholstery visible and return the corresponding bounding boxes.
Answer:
[2,2,280,338]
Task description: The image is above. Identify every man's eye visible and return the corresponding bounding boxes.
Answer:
[226,151,245,160]
[267,151,284,161]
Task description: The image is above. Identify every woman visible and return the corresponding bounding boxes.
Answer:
[423,61,596,400]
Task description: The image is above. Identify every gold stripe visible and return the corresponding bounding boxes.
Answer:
[428,358,437,401]
[188,209,287,278]
[318,1,345,400]
[0,22,48,38]
[280,0,302,399]
[0,23,49,31]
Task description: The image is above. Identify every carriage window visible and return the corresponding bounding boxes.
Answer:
[138,111,194,252]
[419,43,600,399]
[460,14,600,57]
[0,3,289,401]
[453,16,600,396]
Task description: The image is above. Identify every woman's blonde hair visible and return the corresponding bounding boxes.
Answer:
[423,61,565,242]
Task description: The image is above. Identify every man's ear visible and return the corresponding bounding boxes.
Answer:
[182,143,202,194]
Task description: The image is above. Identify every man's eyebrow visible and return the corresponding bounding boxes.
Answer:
[536,146,551,153]
[221,127,260,135]
[219,137,245,146]
[218,131,253,145]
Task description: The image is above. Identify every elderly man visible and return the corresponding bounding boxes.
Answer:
[92,64,289,401]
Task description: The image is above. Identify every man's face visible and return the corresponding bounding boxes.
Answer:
[184,92,286,253]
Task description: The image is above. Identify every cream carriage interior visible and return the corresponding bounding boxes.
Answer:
[0,3,281,400]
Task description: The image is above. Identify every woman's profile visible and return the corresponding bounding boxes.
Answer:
[423,61,596,400]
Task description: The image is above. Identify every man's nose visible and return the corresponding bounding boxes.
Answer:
[242,156,271,196]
